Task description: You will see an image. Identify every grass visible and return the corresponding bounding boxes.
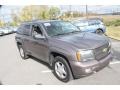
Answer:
[89,15,120,40]
[106,26,120,40]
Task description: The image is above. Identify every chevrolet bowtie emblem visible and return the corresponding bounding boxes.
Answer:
[103,48,107,52]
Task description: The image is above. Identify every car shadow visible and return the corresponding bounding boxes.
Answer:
[29,56,52,70]
[0,81,3,85]
[112,49,120,61]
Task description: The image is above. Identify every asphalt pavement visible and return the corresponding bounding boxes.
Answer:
[0,34,120,85]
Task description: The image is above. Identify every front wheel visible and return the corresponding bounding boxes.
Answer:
[53,56,73,82]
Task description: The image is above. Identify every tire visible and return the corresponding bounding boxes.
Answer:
[53,56,73,82]
[96,29,103,34]
[18,45,29,59]
[0,32,4,36]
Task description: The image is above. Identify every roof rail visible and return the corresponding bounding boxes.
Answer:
[22,19,42,23]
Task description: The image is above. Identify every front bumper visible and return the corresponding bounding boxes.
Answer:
[69,53,113,78]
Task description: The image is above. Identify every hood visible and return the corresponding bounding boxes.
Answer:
[54,32,108,50]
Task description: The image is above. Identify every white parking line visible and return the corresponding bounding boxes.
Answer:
[110,61,120,65]
[41,70,52,73]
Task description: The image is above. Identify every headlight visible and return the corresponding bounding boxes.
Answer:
[76,50,94,62]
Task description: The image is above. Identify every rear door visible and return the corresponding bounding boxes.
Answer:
[21,24,33,54]
[87,20,99,32]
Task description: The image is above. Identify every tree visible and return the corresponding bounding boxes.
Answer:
[19,6,33,22]
[11,12,20,26]
[10,5,61,25]
[0,19,5,27]
[19,5,49,22]
[36,5,49,19]
[49,7,60,19]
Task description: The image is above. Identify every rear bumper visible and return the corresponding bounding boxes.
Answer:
[69,53,113,78]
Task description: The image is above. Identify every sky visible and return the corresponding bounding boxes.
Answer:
[60,5,120,14]
[0,5,24,22]
[0,5,120,22]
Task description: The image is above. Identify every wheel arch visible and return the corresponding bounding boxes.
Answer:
[17,42,22,45]
[50,51,74,78]
[97,28,103,32]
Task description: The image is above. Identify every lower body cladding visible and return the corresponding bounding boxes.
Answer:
[69,53,113,78]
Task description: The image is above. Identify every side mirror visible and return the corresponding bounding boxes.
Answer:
[76,26,81,31]
[34,34,46,39]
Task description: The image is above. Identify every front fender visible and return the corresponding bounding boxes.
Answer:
[49,46,77,62]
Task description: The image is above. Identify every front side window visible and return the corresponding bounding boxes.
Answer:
[43,21,80,36]
[32,25,43,37]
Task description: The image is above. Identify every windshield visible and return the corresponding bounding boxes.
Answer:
[43,21,80,36]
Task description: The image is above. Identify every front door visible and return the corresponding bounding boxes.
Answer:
[30,24,49,62]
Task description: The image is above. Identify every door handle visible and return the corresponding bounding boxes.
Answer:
[24,39,29,42]
[33,41,39,45]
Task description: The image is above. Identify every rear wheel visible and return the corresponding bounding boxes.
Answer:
[18,45,29,59]
[0,32,4,36]
[96,29,103,34]
[53,56,73,82]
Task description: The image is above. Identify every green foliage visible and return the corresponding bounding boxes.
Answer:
[10,6,61,26]
[49,7,60,19]
[0,20,5,27]
[11,12,20,26]
[19,5,50,22]
[105,19,120,26]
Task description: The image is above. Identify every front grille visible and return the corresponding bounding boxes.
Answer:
[94,43,110,60]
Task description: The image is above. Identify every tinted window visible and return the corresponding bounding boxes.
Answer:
[88,20,100,25]
[17,24,31,35]
[23,25,31,35]
[17,25,24,34]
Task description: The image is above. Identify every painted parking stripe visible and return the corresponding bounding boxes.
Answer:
[110,61,120,65]
[41,70,52,73]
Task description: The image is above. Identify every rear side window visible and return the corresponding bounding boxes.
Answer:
[17,25,23,34]
[88,20,100,25]
[74,21,88,27]
[23,25,31,35]
[17,24,31,36]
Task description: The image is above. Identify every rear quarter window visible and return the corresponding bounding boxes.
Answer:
[17,25,24,34]
[88,20,100,25]
[17,24,31,36]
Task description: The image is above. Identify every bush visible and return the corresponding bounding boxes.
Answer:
[105,19,120,26]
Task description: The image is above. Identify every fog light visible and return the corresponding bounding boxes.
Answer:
[85,68,92,73]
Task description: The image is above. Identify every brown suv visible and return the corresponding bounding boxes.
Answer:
[15,20,113,82]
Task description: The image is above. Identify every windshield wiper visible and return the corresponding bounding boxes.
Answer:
[70,30,81,33]
[53,33,67,36]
